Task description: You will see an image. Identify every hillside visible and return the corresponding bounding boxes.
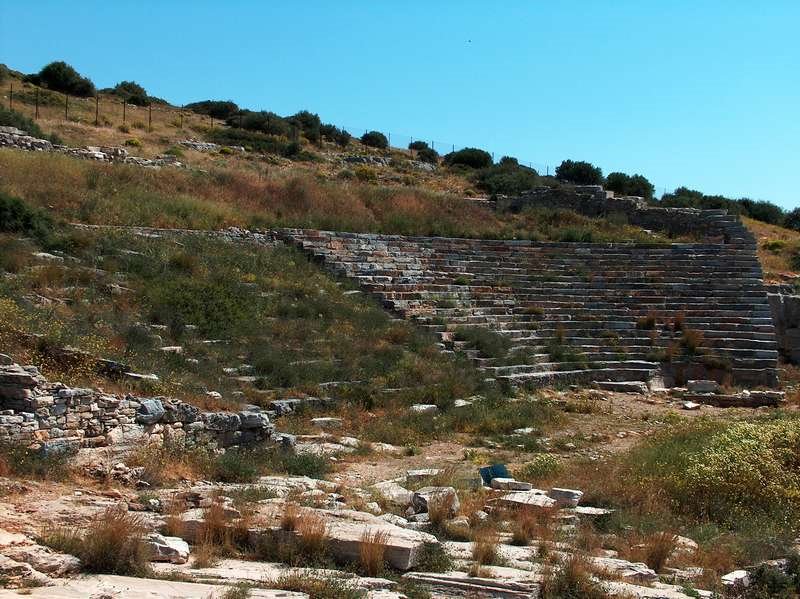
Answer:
[1,61,799,599]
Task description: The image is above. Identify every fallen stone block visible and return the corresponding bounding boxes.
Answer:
[411,487,460,516]
[497,490,555,510]
[146,533,190,564]
[409,404,439,415]
[686,380,720,394]
[372,481,414,507]
[547,488,583,508]
[490,478,533,491]
[311,417,343,429]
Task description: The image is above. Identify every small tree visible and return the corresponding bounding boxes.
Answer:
[27,61,95,97]
[416,147,439,164]
[605,171,654,200]
[184,100,240,120]
[784,208,800,232]
[444,147,493,169]
[113,81,149,106]
[409,140,430,151]
[555,160,603,185]
[361,130,388,149]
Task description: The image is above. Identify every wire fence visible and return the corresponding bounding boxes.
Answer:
[3,81,674,195]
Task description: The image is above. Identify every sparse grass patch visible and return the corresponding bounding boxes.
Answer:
[0,442,75,480]
[471,527,502,565]
[539,554,609,599]
[271,572,362,599]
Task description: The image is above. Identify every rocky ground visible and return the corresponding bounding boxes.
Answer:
[2,377,797,598]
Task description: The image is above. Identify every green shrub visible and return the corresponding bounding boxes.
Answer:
[360,130,388,149]
[210,449,260,483]
[475,157,539,195]
[416,147,439,164]
[112,80,149,106]
[26,61,95,97]
[555,159,603,185]
[353,166,378,182]
[0,106,61,143]
[408,140,430,151]
[320,123,351,147]
[124,137,142,147]
[745,552,800,599]
[184,100,240,119]
[453,326,510,358]
[605,171,654,200]
[207,127,299,158]
[516,454,562,481]
[0,442,75,480]
[444,147,492,169]
[0,192,55,245]
[163,145,184,157]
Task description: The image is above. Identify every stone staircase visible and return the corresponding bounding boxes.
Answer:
[279,224,779,390]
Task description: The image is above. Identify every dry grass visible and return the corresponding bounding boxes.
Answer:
[359,529,389,576]
[511,506,555,547]
[191,541,218,569]
[539,554,610,599]
[471,527,501,566]
[744,216,800,281]
[295,510,329,558]
[280,503,300,532]
[428,492,457,530]
[40,506,150,576]
[626,531,678,573]
[162,495,186,538]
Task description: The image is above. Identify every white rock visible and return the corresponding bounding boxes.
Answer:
[547,488,583,508]
[146,533,190,564]
[721,569,750,587]
[687,380,720,394]
[498,490,556,509]
[405,469,441,485]
[311,417,343,429]
[682,401,702,410]
[490,478,533,491]
[372,481,414,507]
[411,487,460,516]
[409,404,439,415]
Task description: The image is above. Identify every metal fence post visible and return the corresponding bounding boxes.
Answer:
[123,99,127,124]
[8,83,12,110]
[148,103,152,132]
[95,95,99,126]
[64,94,69,120]
[34,88,39,119]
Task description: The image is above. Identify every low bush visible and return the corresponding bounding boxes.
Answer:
[0,106,61,143]
[360,130,388,149]
[0,192,56,246]
[444,147,492,169]
[0,442,74,480]
[475,157,540,195]
[272,572,362,599]
[540,554,609,599]
[516,454,562,481]
[453,326,511,359]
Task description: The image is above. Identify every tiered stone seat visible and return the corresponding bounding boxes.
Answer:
[280,229,778,389]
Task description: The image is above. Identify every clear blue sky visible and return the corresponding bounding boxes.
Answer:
[2,1,798,207]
